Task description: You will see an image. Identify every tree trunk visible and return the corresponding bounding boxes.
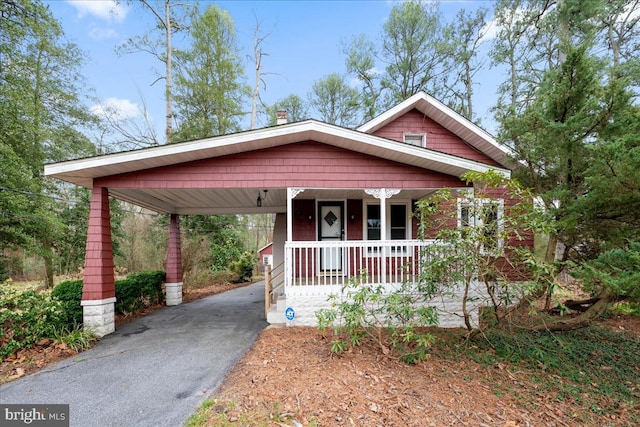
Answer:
[531,288,617,332]
[164,0,173,143]
[43,237,54,289]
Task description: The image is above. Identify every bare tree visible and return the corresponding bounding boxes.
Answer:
[249,16,275,130]
[116,0,191,144]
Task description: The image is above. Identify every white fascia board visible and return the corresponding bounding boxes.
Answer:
[312,123,511,178]
[417,94,512,158]
[357,92,424,133]
[44,121,318,179]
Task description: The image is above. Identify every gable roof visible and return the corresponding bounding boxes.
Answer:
[257,242,273,254]
[45,119,510,189]
[358,91,512,167]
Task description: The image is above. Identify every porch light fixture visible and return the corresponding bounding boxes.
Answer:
[256,189,268,207]
[308,215,313,224]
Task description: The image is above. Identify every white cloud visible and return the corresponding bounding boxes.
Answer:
[88,25,119,40]
[349,67,383,87]
[480,20,499,42]
[91,98,141,120]
[620,2,640,23]
[67,0,128,24]
[481,7,537,43]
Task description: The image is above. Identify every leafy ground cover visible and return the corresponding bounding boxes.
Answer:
[189,316,640,427]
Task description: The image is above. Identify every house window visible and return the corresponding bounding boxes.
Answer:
[457,198,504,249]
[366,205,381,240]
[390,204,407,240]
[365,202,409,241]
[404,133,425,147]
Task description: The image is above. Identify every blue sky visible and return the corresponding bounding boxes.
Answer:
[46,0,501,146]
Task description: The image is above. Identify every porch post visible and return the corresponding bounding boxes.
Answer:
[81,186,116,337]
[365,188,401,285]
[286,188,305,291]
[364,188,401,240]
[286,188,305,241]
[165,214,183,305]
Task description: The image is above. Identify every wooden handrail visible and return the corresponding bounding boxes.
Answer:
[265,261,285,318]
[264,264,271,318]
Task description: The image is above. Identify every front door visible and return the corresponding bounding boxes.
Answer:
[318,201,344,272]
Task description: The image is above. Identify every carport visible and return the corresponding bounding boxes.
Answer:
[45,120,417,336]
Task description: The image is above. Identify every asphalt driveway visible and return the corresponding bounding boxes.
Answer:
[0,281,267,427]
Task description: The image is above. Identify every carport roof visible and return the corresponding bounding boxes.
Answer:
[45,119,510,189]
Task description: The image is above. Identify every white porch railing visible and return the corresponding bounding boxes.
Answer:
[284,239,443,296]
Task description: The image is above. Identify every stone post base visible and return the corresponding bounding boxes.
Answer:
[81,297,116,337]
[165,282,183,306]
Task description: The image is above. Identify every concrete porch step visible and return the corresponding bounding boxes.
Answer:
[267,296,286,324]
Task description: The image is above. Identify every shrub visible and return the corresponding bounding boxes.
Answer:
[572,242,640,302]
[115,270,165,314]
[53,326,97,352]
[53,271,166,325]
[316,272,438,364]
[229,252,255,283]
[52,280,84,328]
[0,287,66,360]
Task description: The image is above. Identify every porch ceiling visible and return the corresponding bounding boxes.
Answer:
[109,187,445,215]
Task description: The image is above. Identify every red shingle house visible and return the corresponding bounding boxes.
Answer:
[258,242,273,271]
[45,91,519,336]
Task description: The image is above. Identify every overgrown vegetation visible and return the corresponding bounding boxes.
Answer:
[1,270,166,361]
[0,287,66,360]
[317,272,438,364]
[445,326,640,422]
[115,270,166,314]
[51,279,83,327]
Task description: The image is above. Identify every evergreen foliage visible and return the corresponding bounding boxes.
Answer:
[0,287,66,360]
[51,279,84,327]
[172,4,249,140]
[115,270,166,314]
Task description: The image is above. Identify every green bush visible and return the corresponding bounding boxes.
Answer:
[115,270,165,314]
[52,280,84,328]
[316,271,438,364]
[572,242,640,301]
[0,287,66,360]
[229,252,255,283]
[52,271,166,326]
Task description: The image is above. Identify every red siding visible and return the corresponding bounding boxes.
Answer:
[373,109,501,167]
[95,141,465,190]
[346,199,363,240]
[258,244,273,257]
[166,214,183,283]
[292,199,316,241]
[83,187,115,300]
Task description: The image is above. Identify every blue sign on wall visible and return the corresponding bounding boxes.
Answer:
[285,307,295,321]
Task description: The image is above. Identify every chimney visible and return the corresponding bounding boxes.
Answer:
[276,110,288,125]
